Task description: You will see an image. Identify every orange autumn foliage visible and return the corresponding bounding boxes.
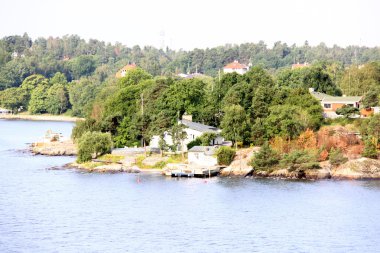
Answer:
[297,129,317,150]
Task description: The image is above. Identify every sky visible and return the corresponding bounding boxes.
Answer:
[0,0,379,50]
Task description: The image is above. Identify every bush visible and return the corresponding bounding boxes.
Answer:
[71,118,100,141]
[77,131,113,163]
[329,148,348,166]
[199,132,217,146]
[362,139,378,159]
[280,149,317,171]
[187,138,202,150]
[251,142,280,171]
[216,146,236,166]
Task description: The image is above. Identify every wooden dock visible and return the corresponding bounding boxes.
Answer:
[166,165,221,178]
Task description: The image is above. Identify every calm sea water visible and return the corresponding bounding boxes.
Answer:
[1,119,380,253]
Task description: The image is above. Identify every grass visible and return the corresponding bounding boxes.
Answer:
[97,154,125,163]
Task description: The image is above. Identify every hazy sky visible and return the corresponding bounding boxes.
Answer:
[0,0,379,50]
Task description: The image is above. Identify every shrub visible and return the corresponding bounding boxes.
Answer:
[251,142,280,171]
[362,139,378,159]
[280,150,318,171]
[71,118,100,141]
[329,148,348,166]
[216,146,236,166]
[187,138,202,150]
[199,132,217,146]
[77,131,113,163]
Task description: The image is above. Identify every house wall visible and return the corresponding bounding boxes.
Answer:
[223,68,247,75]
[188,152,217,166]
[322,102,360,112]
[150,130,224,151]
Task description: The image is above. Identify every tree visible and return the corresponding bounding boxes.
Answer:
[77,131,113,163]
[20,74,49,92]
[362,139,378,159]
[68,78,100,117]
[367,114,380,147]
[199,132,217,146]
[49,72,68,85]
[28,84,49,114]
[69,55,97,80]
[119,68,153,87]
[329,148,348,166]
[0,87,28,112]
[251,142,280,171]
[46,83,69,114]
[169,123,187,156]
[221,104,250,147]
[336,105,360,118]
[362,88,380,108]
[216,146,236,166]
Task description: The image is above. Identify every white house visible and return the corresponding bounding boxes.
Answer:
[150,115,224,152]
[223,60,249,75]
[188,146,218,166]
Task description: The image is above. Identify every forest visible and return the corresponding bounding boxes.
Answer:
[0,34,380,156]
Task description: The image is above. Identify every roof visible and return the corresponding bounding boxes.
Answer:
[310,91,334,101]
[188,146,216,155]
[223,60,248,70]
[115,64,137,78]
[292,62,310,69]
[322,96,362,104]
[180,119,219,133]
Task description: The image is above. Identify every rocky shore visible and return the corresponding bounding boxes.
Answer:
[66,162,141,173]
[0,113,83,122]
[219,148,380,180]
[31,140,77,156]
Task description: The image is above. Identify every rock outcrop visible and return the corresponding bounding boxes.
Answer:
[67,162,141,173]
[31,140,77,156]
[332,158,380,179]
[220,148,259,176]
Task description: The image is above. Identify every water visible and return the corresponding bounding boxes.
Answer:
[1,120,380,253]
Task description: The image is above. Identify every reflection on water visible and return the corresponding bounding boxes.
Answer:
[1,120,380,252]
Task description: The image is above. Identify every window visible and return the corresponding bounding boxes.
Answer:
[324,104,331,108]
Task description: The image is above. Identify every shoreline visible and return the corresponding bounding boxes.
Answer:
[0,114,83,122]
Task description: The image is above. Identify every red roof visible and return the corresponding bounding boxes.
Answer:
[223,60,248,70]
[116,64,137,78]
[292,62,309,69]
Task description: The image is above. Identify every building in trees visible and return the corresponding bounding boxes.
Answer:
[150,115,225,152]
[291,62,310,70]
[223,60,250,75]
[115,63,137,78]
[309,88,362,118]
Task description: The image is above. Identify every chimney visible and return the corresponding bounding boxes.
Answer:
[182,113,192,122]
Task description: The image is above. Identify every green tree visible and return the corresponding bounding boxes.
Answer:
[169,123,187,154]
[0,87,28,112]
[20,74,49,92]
[68,78,100,117]
[28,84,49,114]
[251,142,280,171]
[199,132,217,146]
[70,55,97,80]
[221,104,250,147]
[362,139,378,159]
[77,131,113,163]
[46,83,69,114]
[362,88,380,108]
[329,148,348,166]
[336,105,360,118]
[216,146,236,166]
[119,68,153,87]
